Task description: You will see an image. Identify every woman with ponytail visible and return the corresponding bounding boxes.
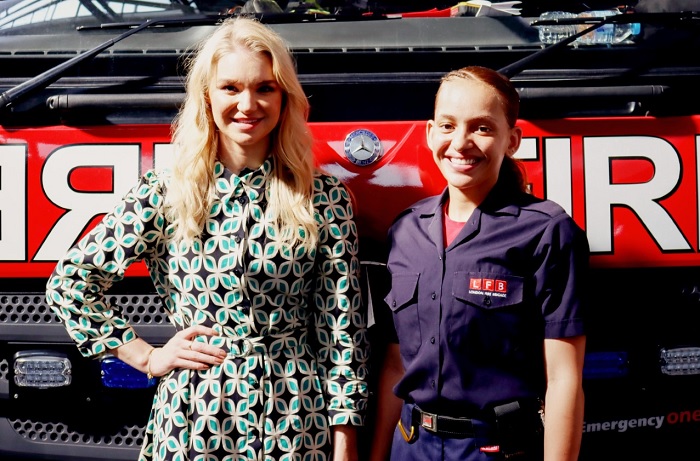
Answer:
[371,66,588,461]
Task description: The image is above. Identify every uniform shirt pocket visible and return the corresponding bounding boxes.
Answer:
[384,272,421,355]
[453,271,525,309]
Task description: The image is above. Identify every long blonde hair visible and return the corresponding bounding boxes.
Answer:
[167,16,317,247]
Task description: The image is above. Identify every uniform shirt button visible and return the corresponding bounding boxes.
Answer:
[392,301,396,307]
[484,296,491,306]
[431,292,436,300]
[430,337,435,344]
[431,380,436,388]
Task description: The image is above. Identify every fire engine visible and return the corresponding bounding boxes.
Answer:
[1,0,700,459]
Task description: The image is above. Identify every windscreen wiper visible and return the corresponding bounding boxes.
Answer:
[0,9,393,110]
[80,10,390,31]
[0,18,170,110]
[499,11,700,79]
[498,19,606,78]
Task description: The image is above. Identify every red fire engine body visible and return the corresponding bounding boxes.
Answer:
[5,117,700,274]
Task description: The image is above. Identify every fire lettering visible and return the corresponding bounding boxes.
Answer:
[35,144,140,261]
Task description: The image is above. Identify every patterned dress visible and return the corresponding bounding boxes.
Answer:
[46,159,369,461]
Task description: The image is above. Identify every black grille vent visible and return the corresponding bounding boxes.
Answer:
[9,418,145,448]
[0,293,168,325]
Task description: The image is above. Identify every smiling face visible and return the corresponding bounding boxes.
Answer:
[208,46,283,170]
[427,77,521,205]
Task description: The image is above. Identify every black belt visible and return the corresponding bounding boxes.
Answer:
[412,406,486,437]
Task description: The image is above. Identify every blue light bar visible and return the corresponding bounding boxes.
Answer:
[100,355,157,389]
[583,351,629,379]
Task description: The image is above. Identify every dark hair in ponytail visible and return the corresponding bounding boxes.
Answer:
[438,66,529,194]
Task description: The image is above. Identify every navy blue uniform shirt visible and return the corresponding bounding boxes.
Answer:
[383,183,589,418]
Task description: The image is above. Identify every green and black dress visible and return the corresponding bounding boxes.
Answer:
[46,158,369,461]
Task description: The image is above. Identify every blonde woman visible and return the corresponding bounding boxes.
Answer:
[46,17,368,461]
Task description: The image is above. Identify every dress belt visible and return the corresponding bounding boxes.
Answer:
[192,327,308,357]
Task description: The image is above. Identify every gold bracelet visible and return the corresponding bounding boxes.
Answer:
[146,347,157,380]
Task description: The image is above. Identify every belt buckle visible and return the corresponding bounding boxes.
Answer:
[420,411,437,432]
[228,338,255,357]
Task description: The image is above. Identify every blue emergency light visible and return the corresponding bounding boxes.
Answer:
[100,355,157,389]
[582,351,629,379]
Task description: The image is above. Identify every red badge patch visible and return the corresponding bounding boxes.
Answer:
[469,277,508,293]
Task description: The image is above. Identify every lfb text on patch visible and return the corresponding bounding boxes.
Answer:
[469,277,507,293]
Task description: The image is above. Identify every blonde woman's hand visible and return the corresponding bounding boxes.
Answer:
[148,325,227,378]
